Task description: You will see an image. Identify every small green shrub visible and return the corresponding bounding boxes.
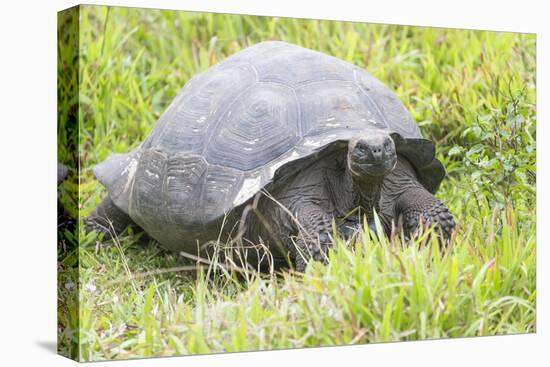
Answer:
[448,87,535,209]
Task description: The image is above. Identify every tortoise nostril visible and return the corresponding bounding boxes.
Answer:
[372,146,383,157]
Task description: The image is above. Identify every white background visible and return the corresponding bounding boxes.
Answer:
[0,0,547,365]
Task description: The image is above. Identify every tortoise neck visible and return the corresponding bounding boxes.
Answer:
[347,169,386,212]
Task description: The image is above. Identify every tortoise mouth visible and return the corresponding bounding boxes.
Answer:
[350,155,397,177]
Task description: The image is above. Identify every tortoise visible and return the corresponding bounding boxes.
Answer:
[87,41,455,271]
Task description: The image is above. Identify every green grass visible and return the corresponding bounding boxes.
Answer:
[57,5,536,361]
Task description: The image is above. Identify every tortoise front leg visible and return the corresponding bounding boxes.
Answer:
[291,202,334,272]
[392,187,455,241]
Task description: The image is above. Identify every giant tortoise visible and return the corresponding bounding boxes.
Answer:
[87,41,455,271]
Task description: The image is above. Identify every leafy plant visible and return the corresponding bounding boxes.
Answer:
[448,86,536,209]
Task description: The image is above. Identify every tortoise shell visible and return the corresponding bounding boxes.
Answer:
[94,41,444,243]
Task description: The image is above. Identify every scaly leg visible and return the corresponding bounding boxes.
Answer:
[291,202,334,272]
[394,187,455,240]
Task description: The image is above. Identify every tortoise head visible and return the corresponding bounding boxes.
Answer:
[347,131,397,179]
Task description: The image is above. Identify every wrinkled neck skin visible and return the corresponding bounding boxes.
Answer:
[346,168,386,213]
